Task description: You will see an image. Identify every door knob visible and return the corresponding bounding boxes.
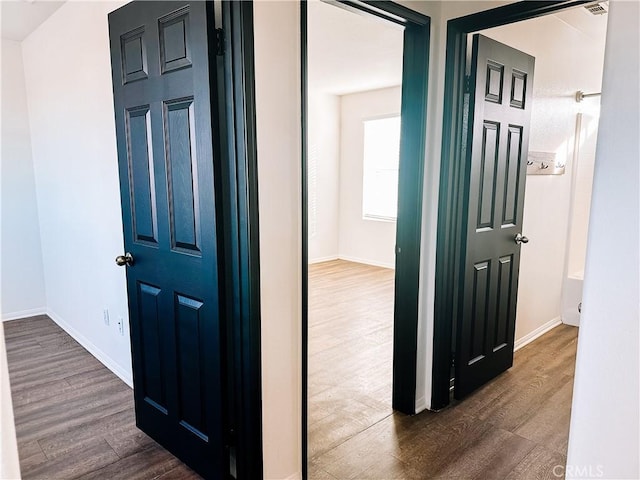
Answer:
[115,252,134,266]
[514,233,529,245]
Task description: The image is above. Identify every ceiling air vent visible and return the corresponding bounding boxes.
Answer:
[584,2,608,15]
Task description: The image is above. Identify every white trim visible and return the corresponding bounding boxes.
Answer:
[46,309,133,388]
[514,316,563,351]
[362,214,397,223]
[308,254,395,269]
[283,472,302,480]
[415,394,427,413]
[2,307,46,322]
[308,255,339,265]
[337,254,395,270]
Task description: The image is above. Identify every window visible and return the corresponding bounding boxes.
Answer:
[362,115,401,221]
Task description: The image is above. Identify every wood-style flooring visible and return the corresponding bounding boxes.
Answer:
[4,260,578,479]
[308,259,579,480]
[4,315,199,480]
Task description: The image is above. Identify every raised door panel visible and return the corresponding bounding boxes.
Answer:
[164,98,200,254]
[510,69,528,109]
[159,7,192,74]
[485,61,504,104]
[502,125,523,227]
[477,121,500,231]
[137,282,167,414]
[175,294,208,441]
[494,255,514,352]
[126,106,158,245]
[120,27,148,84]
[469,260,491,365]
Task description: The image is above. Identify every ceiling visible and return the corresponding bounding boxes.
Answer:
[1,0,607,87]
[1,0,65,41]
[308,0,404,95]
[307,1,608,97]
[553,3,609,41]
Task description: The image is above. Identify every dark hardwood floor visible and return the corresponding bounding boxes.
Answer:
[4,315,200,480]
[4,261,578,479]
[308,259,578,479]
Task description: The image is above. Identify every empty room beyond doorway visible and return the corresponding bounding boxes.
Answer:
[305,0,406,466]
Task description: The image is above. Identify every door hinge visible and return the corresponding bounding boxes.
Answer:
[216,28,225,56]
[464,75,471,94]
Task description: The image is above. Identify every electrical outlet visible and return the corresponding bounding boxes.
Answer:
[117,317,125,336]
[103,309,110,326]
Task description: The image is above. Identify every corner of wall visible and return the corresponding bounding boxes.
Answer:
[1,39,47,318]
[46,308,133,387]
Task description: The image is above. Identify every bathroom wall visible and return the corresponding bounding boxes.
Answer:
[482,9,606,341]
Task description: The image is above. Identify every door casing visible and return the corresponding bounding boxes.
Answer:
[301,1,430,478]
[217,2,263,477]
[432,0,593,410]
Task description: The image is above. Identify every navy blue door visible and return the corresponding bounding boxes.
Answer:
[109,2,224,477]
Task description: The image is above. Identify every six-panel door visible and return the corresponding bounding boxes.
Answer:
[455,34,535,399]
[109,2,225,477]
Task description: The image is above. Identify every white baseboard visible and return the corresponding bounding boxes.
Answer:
[46,309,133,388]
[308,255,339,264]
[415,394,428,414]
[2,307,47,322]
[282,472,302,480]
[514,316,562,351]
[337,254,395,270]
[562,314,580,327]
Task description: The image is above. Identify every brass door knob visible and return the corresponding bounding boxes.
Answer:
[115,252,134,266]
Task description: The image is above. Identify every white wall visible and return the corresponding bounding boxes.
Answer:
[253,2,302,478]
[566,106,600,278]
[308,90,340,263]
[21,1,131,384]
[1,39,46,320]
[337,86,401,269]
[567,1,639,478]
[481,13,606,342]
[308,86,403,269]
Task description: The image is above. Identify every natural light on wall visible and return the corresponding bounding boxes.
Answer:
[362,115,401,221]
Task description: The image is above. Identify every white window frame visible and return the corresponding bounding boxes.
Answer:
[362,114,401,223]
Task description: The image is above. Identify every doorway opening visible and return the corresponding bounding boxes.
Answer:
[434,0,607,408]
[306,0,404,459]
[301,0,430,477]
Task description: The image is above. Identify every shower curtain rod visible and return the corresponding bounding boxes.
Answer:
[576,90,602,102]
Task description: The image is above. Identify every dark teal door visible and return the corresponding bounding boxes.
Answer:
[109,2,224,477]
[455,34,535,399]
